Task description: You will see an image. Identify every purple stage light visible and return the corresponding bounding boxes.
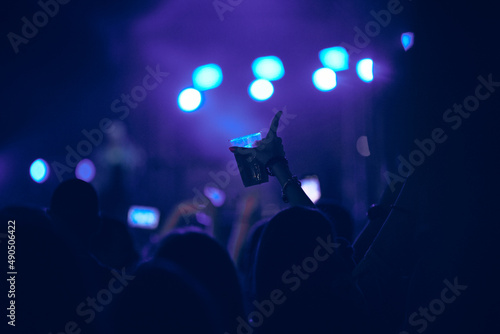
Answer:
[203,185,226,207]
[195,211,213,226]
[75,159,96,182]
[356,136,371,157]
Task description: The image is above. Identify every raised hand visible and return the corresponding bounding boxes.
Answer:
[229,111,285,166]
[228,111,314,207]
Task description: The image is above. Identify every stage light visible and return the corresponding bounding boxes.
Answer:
[127,206,160,229]
[319,47,349,71]
[178,88,202,112]
[30,158,49,183]
[248,79,274,101]
[203,185,226,207]
[356,59,374,82]
[195,212,213,226]
[192,64,223,91]
[252,56,284,81]
[401,32,414,51]
[356,136,371,157]
[75,159,96,182]
[312,67,337,91]
[300,175,321,204]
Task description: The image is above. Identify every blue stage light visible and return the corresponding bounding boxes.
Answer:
[192,64,223,91]
[356,59,374,82]
[312,68,337,91]
[319,47,349,71]
[127,206,160,229]
[75,159,96,182]
[204,185,226,207]
[248,79,274,101]
[195,212,213,226]
[30,158,49,183]
[401,32,414,51]
[178,88,202,112]
[252,56,284,81]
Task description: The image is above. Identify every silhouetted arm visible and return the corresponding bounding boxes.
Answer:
[355,178,418,273]
[230,111,314,208]
[352,183,404,263]
[269,159,314,207]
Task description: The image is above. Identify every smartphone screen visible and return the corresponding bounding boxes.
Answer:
[300,175,321,204]
[127,206,160,229]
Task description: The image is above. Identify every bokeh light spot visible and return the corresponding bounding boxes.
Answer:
[30,158,49,183]
[312,68,337,91]
[249,79,274,101]
[178,88,202,112]
[193,64,223,91]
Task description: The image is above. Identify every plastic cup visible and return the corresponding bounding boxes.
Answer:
[230,132,269,187]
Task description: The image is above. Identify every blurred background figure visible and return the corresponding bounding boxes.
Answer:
[94,121,146,220]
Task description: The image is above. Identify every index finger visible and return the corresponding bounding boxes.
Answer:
[266,110,282,139]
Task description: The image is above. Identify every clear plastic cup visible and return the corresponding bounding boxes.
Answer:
[230,132,262,148]
[230,132,269,187]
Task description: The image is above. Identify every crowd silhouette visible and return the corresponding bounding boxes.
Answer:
[1,111,498,334]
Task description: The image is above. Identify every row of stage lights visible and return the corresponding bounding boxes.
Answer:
[178,51,369,112]
[29,158,95,183]
[177,51,366,112]
[178,32,414,112]
[28,34,414,184]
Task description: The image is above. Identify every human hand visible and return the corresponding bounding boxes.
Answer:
[229,111,285,166]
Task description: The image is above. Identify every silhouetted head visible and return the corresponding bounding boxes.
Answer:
[108,259,222,334]
[316,199,355,243]
[236,218,268,308]
[49,179,101,248]
[237,218,269,271]
[154,228,244,332]
[91,216,140,270]
[252,206,363,333]
[254,206,335,293]
[0,206,87,333]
